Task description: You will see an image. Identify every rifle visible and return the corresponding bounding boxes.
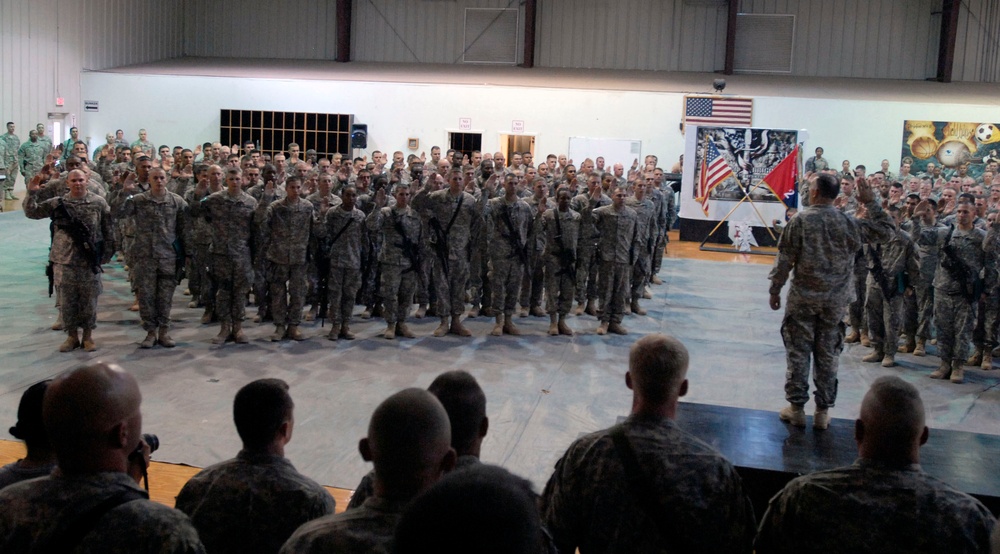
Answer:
[52,199,103,275]
[628,221,639,266]
[866,244,900,299]
[173,238,186,285]
[552,210,576,277]
[940,224,983,302]
[499,204,529,267]
[427,192,466,278]
[391,210,422,273]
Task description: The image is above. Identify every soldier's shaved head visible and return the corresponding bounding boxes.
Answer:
[360,388,455,501]
[427,371,488,456]
[43,362,142,474]
[628,334,689,409]
[856,376,928,464]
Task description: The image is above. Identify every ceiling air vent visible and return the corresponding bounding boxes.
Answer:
[463,8,518,64]
[734,13,794,74]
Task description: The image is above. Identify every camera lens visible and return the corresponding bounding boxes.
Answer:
[143,433,159,453]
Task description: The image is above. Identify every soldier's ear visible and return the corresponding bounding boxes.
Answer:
[677,379,689,398]
[919,426,929,446]
[359,437,373,462]
[625,371,634,391]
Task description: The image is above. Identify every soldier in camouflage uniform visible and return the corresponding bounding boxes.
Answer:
[541,334,756,553]
[0,363,205,553]
[841,177,871,347]
[17,130,46,185]
[469,160,495,318]
[755,376,996,554]
[904,198,943,356]
[279,389,454,554]
[249,168,285,324]
[571,173,610,316]
[649,168,676,285]
[175,378,335,554]
[367,185,422,340]
[769,175,893,429]
[861,212,919,367]
[130,129,154,158]
[519,178,548,317]
[258,176,318,342]
[412,168,481,337]
[109,156,155,311]
[117,167,187,349]
[1,122,19,199]
[543,187,581,336]
[185,165,222,321]
[303,173,341,323]
[592,187,638,335]
[24,169,113,352]
[323,186,366,341]
[626,177,657,315]
[912,201,996,383]
[192,166,257,345]
[484,173,534,336]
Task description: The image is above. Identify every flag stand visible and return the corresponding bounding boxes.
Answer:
[698,182,778,256]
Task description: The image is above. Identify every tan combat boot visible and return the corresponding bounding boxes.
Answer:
[51,313,64,331]
[630,300,647,316]
[158,326,175,348]
[813,408,830,430]
[232,322,249,344]
[212,323,231,345]
[286,325,305,341]
[596,321,609,335]
[584,299,598,316]
[650,275,663,285]
[558,315,574,336]
[140,330,157,349]
[862,350,883,363]
[859,332,871,347]
[415,304,428,319]
[81,329,96,352]
[396,322,415,338]
[450,316,472,337]
[530,306,546,317]
[270,325,286,342]
[898,336,916,353]
[548,314,559,336]
[608,322,629,335]
[467,304,481,318]
[433,317,449,337]
[382,323,395,340]
[339,324,355,340]
[502,315,521,336]
[880,353,895,368]
[929,359,951,379]
[950,360,964,384]
[778,404,806,427]
[913,338,926,356]
[981,352,993,370]
[573,302,585,316]
[490,315,504,337]
[967,348,983,367]
[59,330,80,352]
[200,308,215,325]
[844,329,860,343]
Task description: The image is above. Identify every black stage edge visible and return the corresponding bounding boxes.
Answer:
[672,402,1000,518]
[678,217,779,247]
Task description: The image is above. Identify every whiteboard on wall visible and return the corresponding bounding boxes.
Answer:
[567,137,642,169]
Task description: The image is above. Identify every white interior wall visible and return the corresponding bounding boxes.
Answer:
[80,72,1000,180]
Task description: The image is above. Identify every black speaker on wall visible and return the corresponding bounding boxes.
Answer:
[351,124,368,149]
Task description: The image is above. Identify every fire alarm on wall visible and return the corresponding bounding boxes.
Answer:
[56,97,64,107]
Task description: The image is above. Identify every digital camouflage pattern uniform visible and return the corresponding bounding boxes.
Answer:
[324,204,367,329]
[0,131,19,194]
[519,195,546,313]
[366,203,422,325]
[540,414,756,554]
[769,199,893,409]
[412,187,480,317]
[184,187,215,310]
[24,190,113,332]
[17,139,47,184]
[542,206,581,316]
[912,220,994,366]
[625,195,657,303]
[346,455,480,511]
[194,189,257,324]
[118,190,188,332]
[485,195,533,316]
[0,471,205,553]
[251,187,284,320]
[260,196,316,327]
[650,185,675,277]
[906,218,946,343]
[108,180,150,278]
[571,192,610,306]
[755,458,996,554]
[592,203,638,325]
[279,496,407,554]
[175,450,336,554]
[864,228,919,357]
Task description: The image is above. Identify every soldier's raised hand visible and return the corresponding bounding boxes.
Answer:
[375,187,387,208]
[27,173,43,193]
[538,195,547,214]
[855,177,874,204]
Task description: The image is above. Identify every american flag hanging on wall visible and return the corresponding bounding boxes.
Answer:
[683,95,753,129]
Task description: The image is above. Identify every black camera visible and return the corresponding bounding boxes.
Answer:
[132,433,159,459]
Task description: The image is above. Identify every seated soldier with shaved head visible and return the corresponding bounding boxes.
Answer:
[755,376,996,553]
[281,388,456,554]
[176,378,335,554]
[0,363,204,553]
[541,334,755,553]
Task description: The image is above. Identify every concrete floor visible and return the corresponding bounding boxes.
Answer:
[0,210,997,492]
